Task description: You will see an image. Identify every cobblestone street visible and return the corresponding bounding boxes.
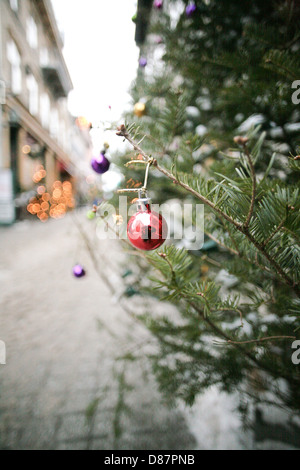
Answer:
[0,212,258,450]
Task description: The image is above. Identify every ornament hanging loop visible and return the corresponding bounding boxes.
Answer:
[117,157,154,196]
[142,158,153,192]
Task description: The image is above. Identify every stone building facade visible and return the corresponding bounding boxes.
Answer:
[0,0,92,222]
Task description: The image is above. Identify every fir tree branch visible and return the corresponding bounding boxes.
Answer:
[154,160,244,229]
[283,226,300,246]
[201,254,222,267]
[243,228,300,296]
[263,218,286,247]
[225,226,242,256]
[279,32,300,50]
[117,125,300,298]
[242,143,256,230]
[212,221,277,278]
[227,335,296,345]
[117,124,243,230]
[204,230,239,256]
[205,229,274,279]
[264,57,298,80]
[214,307,244,328]
[163,176,299,296]
[71,212,116,295]
[157,251,178,286]
[149,249,281,373]
[187,300,296,382]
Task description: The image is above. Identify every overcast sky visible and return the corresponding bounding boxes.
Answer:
[51,0,139,128]
[50,0,140,187]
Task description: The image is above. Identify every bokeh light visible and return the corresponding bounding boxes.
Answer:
[27,172,75,222]
[37,186,46,195]
[22,145,31,154]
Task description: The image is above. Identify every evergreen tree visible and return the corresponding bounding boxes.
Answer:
[106,0,300,418]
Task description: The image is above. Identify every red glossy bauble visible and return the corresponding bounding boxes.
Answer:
[127,202,168,251]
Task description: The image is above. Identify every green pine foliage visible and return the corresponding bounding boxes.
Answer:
[113,0,300,415]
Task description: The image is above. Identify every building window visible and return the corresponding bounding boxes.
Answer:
[27,74,39,116]
[9,0,18,12]
[50,108,59,139]
[40,47,49,67]
[26,16,38,49]
[6,39,22,95]
[60,120,67,151]
[40,93,50,128]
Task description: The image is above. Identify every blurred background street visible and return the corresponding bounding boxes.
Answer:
[1,0,299,452]
[0,212,253,450]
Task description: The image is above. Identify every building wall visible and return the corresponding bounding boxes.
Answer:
[0,0,92,220]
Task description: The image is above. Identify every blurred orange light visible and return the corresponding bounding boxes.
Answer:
[27,204,34,214]
[22,145,31,154]
[41,202,49,211]
[42,193,50,202]
[67,199,75,208]
[53,189,62,199]
[37,185,46,195]
[33,204,41,213]
[33,175,41,184]
[39,213,49,223]
[76,116,91,129]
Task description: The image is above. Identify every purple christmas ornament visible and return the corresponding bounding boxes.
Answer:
[139,57,147,67]
[153,0,163,9]
[73,264,86,278]
[91,153,110,174]
[186,2,196,16]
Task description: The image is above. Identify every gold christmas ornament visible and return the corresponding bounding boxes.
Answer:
[134,102,146,118]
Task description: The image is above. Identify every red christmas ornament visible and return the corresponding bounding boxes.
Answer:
[127,196,168,251]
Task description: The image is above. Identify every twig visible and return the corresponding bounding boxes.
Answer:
[244,229,299,296]
[263,218,286,247]
[201,254,222,267]
[154,160,244,230]
[187,300,294,381]
[71,212,116,294]
[242,143,256,230]
[279,32,300,50]
[216,307,244,328]
[227,335,296,345]
[157,252,178,286]
[117,124,243,230]
[265,58,298,80]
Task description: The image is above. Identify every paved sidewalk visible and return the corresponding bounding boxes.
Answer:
[0,212,252,450]
[0,213,196,450]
